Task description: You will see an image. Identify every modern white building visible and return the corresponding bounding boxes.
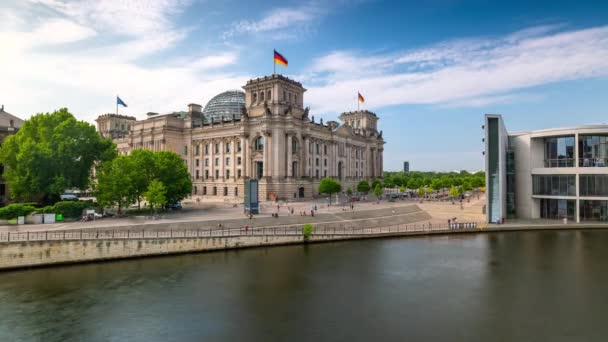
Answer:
[485,114,608,223]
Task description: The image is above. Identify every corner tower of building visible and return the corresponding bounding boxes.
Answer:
[339,110,379,134]
[242,75,306,118]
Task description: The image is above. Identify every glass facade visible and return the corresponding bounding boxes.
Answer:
[532,175,576,196]
[540,198,575,220]
[506,149,516,218]
[544,136,575,167]
[579,200,608,221]
[578,135,608,167]
[202,90,245,124]
[579,174,608,196]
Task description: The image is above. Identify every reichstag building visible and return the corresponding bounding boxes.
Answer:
[96,74,385,202]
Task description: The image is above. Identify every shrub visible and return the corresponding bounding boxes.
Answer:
[52,200,96,218]
[302,223,314,242]
[0,203,37,219]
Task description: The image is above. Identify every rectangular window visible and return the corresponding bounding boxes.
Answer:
[324,170,327,177]
[315,170,319,179]
[205,170,209,179]
[226,157,231,166]
[194,186,198,194]
[237,169,242,178]
[234,187,238,196]
[184,145,188,156]
[237,142,242,152]
[544,136,575,167]
[215,170,219,179]
[215,158,219,166]
[226,170,231,179]
[213,187,217,195]
[316,158,319,166]
[215,143,219,154]
[223,187,228,196]
[195,159,200,167]
[203,186,207,195]
[324,145,327,154]
[205,158,209,167]
[533,175,576,196]
[580,175,608,196]
[237,157,242,165]
[316,143,320,154]
[226,143,231,153]
[324,159,327,167]
[205,144,209,155]
[195,145,200,156]
[195,170,200,179]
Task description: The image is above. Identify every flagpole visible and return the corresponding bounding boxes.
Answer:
[357,92,360,111]
[116,95,118,115]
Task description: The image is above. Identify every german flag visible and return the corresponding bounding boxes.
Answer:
[274,49,288,67]
[358,92,365,103]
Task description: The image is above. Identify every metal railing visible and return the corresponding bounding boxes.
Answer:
[579,158,608,167]
[0,222,482,243]
[544,159,575,168]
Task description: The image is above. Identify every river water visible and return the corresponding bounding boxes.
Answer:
[1,229,608,341]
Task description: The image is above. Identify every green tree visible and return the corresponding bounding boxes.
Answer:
[318,178,342,205]
[129,149,156,208]
[346,187,353,196]
[417,186,426,197]
[371,179,382,190]
[399,185,406,193]
[144,179,167,212]
[95,155,137,214]
[0,108,116,203]
[462,180,473,192]
[302,223,314,242]
[374,183,383,198]
[151,151,192,205]
[357,180,370,193]
[449,186,459,198]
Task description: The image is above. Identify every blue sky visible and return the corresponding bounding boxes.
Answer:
[1,0,608,171]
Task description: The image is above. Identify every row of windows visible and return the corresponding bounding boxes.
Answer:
[532,174,608,197]
[580,175,608,197]
[196,169,242,180]
[251,90,299,104]
[194,186,238,197]
[195,157,242,167]
[532,175,576,196]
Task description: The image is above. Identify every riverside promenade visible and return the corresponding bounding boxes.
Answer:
[2,198,605,271]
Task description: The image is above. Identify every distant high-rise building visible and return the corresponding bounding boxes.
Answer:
[403,161,409,172]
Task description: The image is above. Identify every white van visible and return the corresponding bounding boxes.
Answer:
[60,194,78,201]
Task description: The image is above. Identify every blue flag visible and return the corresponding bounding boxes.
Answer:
[117,96,127,107]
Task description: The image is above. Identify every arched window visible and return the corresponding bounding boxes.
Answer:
[255,136,264,151]
[252,92,257,104]
[260,91,265,102]
[283,90,287,101]
[267,90,272,101]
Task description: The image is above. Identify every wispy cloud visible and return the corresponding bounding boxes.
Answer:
[306,25,608,113]
[223,3,325,40]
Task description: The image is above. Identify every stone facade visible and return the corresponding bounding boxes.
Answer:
[97,75,384,202]
[0,105,23,204]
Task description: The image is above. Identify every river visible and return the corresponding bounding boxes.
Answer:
[1,229,607,341]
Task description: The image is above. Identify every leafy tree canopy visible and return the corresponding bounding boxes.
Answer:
[0,108,116,204]
[357,180,370,193]
[318,178,342,205]
[95,149,192,212]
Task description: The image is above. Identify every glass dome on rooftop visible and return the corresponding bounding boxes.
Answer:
[202,90,245,124]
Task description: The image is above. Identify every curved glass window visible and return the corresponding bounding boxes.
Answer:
[533,175,576,196]
[544,136,575,167]
[202,90,245,124]
[579,135,608,167]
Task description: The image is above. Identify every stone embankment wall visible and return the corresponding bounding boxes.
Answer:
[0,233,370,270]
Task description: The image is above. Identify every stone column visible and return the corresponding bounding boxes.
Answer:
[263,133,271,177]
[240,136,247,178]
[210,140,215,181]
[303,136,309,177]
[231,137,236,181]
[287,134,293,178]
[219,140,224,181]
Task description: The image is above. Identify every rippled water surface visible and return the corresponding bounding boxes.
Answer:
[1,229,608,341]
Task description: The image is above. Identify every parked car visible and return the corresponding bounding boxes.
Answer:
[166,202,182,210]
[60,194,78,201]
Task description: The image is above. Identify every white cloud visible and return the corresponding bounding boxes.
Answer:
[223,3,324,39]
[305,25,608,114]
[0,0,247,123]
